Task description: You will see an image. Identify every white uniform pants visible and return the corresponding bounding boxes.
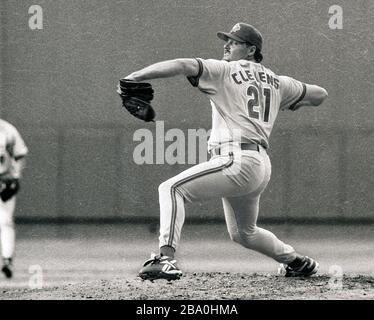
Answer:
[0,196,16,259]
[158,144,296,264]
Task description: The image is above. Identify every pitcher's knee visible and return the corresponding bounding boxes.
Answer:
[158,180,173,195]
[159,179,185,199]
[230,227,259,249]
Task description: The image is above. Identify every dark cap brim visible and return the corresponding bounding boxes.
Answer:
[217,32,246,43]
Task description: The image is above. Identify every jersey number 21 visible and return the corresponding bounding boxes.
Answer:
[247,86,271,123]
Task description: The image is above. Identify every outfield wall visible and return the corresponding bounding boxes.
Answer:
[1,0,373,221]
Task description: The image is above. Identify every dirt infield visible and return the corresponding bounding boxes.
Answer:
[2,273,374,300]
[0,223,373,300]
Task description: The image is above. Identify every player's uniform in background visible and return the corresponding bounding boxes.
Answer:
[158,58,306,264]
[0,119,28,278]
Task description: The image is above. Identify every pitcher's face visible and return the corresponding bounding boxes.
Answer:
[223,39,250,61]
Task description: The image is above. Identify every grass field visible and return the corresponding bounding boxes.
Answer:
[0,223,373,299]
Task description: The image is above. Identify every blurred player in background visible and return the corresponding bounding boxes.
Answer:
[0,118,28,278]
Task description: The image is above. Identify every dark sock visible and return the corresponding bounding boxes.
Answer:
[160,245,175,258]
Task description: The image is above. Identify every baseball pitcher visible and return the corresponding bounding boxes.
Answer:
[0,119,28,278]
[122,23,328,280]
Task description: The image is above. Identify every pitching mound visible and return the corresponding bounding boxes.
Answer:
[2,273,374,300]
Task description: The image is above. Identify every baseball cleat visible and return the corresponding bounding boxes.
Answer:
[138,253,183,281]
[1,258,13,279]
[279,256,319,277]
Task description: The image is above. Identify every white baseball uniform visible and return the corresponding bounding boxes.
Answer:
[0,119,28,259]
[158,58,306,264]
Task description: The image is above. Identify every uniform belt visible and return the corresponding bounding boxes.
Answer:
[210,143,260,156]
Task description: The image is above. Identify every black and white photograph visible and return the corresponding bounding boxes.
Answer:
[0,0,373,306]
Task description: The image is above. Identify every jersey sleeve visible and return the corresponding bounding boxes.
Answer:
[187,58,230,95]
[279,76,307,111]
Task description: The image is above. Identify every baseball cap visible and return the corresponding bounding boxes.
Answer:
[217,23,263,60]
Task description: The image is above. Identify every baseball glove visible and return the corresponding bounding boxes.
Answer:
[0,178,20,202]
[117,79,155,122]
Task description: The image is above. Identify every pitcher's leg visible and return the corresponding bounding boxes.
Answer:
[139,155,237,280]
[158,154,236,253]
[223,195,296,264]
[158,181,185,254]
